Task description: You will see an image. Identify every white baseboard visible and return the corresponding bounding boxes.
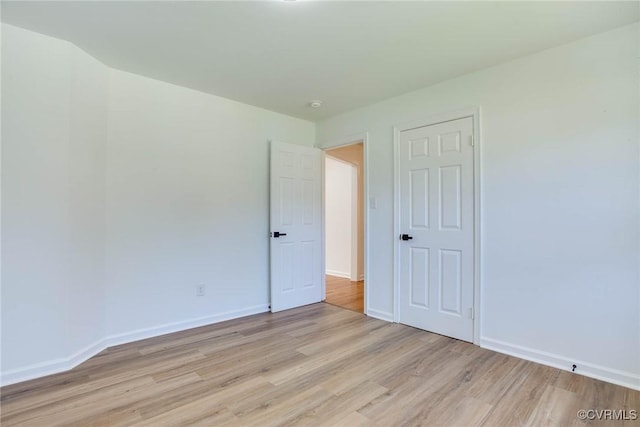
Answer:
[358,274,365,281]
[0,304,270,387]
[0,338,106,387]
[104,304,269,348]
[480,337,640,391]
[325,269,350,279]
[366,308,394,323]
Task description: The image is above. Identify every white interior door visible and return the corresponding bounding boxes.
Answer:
[398,117,475,342]
[270,141,323,312]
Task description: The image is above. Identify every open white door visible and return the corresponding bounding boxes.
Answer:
[270,141,323,312]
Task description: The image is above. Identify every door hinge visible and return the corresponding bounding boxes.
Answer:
[470,135,474,146]
[468,307,474,320]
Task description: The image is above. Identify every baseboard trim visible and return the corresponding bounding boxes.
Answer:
[366,308,394,323]
[325,269,351,279]
[0,304,270,387]
[358,274,365,281]
[480,337,640,391]
[104,304,269,348]
[0,338,106,387]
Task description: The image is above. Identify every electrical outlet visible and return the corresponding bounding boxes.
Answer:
[196,284,205,296]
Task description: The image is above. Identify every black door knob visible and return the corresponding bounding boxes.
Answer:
[400,234,413,241]
[273,232,287,238]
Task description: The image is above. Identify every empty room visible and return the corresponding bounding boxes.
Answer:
[1,1,639,426]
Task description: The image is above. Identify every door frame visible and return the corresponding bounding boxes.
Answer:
[319,132,369,315]
[393,107,482,345]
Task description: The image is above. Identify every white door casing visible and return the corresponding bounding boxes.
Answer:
[397,116,475,342]
[270,141,323,312]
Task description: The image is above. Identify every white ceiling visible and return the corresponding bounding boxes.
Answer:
[2,1,638,121]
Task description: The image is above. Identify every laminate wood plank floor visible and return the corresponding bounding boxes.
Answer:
[1,303,638,426]
[325,275,364,313]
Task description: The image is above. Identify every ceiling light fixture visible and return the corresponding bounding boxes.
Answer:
[309,100,323,108]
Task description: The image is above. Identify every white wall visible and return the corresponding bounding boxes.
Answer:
[317,23,640,388]
[1,24,107,378]
[105,69,315,337]
[325,156,353,278]
[1,24,314,384]
[67,33,109,360]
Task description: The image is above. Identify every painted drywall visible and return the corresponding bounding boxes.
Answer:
[326,143,365,280]
[105,69,315,337]
[67,32,109,361]
[1,23,314,384]
[317,23,640,388]
[1,24,107,376]
[325,156,354,278]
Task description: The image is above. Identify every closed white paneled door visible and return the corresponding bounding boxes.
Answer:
[270,141,323,312]
[398,117,474,342]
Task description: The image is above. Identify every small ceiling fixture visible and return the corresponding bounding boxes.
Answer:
[309,100,323,108]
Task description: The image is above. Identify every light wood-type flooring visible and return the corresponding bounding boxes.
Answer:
[325,275,364,313]
[1,303,638,426]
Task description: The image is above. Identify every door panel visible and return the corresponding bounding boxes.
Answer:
[439,249,462,315]
[280,178,294,226]
[270,141,322,312]
[410,247,430,308]
[440,165,461,229]
[398,117,474,342]
[410,169,429,228]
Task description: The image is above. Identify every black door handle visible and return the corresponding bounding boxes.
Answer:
[400,234,413,241]
[273,232,287,238]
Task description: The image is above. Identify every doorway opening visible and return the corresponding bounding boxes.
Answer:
[324,142,364,313]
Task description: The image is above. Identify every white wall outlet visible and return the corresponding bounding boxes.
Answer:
[196,284,205,296]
